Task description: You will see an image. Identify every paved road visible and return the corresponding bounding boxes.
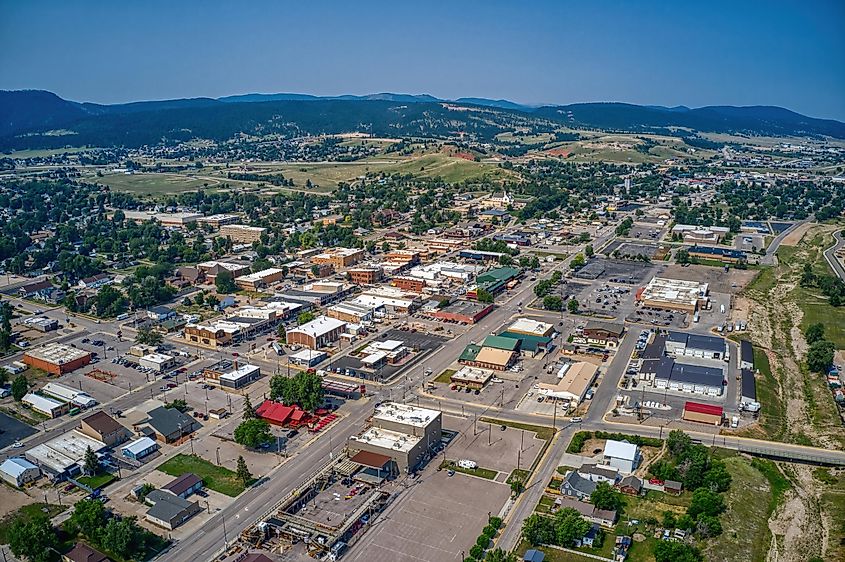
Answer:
[761,219,810,266]
[823,228,845,281]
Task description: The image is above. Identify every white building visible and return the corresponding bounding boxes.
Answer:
[41,382,97,409]
[219,364,261,390]
[0,457,41,487]
[602,440,640,474]
[26,430,107,478]
[22,393,68,418]
[139,353,176,373]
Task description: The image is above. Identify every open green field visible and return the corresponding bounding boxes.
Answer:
[157,454,249,497]
[1,146,94,158]
[92,172,220,194]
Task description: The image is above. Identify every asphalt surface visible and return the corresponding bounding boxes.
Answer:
[823,228,845,281]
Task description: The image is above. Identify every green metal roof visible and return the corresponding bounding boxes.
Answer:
[477,267,520,283]
[497,331,553,353]
[459,343,481,363]
[482,335,521,351]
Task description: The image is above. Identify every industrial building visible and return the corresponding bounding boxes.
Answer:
[22,393,69,418]
[286,316,347,349]
[665,331,728,361]
[25,430,107,478]
[637,277,709,313]
[739,340,754,370]
[536,362,600,405]
[0,457,41,487]
[23,343,92,375]
[347,402,441,474]
[741,369,758,407]
[650,357,724,396]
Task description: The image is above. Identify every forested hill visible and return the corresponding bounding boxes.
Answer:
[1,89,843,150]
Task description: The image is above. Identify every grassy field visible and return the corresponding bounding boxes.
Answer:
[433,369,456,384]
[749,347,787,441]
[77,472,117,490]
[157,454,249,497]
[0,503,67,544]
[704,457,774,562]
[1,147,94,158]
[92,172,219,194]
[479,417,555,441]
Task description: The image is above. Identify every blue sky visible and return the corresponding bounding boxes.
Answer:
[2,0,844,120]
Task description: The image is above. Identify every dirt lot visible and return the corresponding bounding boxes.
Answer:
[661,263,759,293]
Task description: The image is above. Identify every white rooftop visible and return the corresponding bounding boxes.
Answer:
[349,426,421,453]
[604,439,639,461]
[22,393,65,412]
[508,317,554,336]
[26,430,106,473]
[25,343,90,365]
[289,316,347,338]
[0,457,38,478]
[221,364,260,382]
[236,268,284,283]
[373,402,440,428]
[122,436,158,457]
[141,353,174,365]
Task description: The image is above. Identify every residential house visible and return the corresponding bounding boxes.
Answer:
[617,475,643,496]
[560,470,597,500]
[144,490,201,530]
[603,440,641,474]
[162,473,203,499]
[143,406,200,443]
[62,543,111,562]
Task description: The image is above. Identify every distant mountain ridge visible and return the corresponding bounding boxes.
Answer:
[1,89,843,150]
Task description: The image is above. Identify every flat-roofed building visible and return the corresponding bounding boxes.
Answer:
[23,343,91,375]
[288,349,327,368]
[139,353,176,373]
[665,331,727,361]
[449,366,494,390]
[42,382,97,408]
[348,267,383,285]
[391,276,426,292]
[637,277,709,313]
[688,246,747,264]
[235,268,284,290]
[351,293,417,314]
[220,224,267,243]
[429,300,494,324]
[286,316,346,349]
[507,318,555,338]
[739,340,754,370]
[197,260,252,282]
[384,249,421,267]
[652,357,724,396]
[312,248,365,269]
[219,364,261,389]
[183,320,239,349]
[197,214,240,227]
[25,430,107,478]
[537,362,599,404]
[327,301,375,323]
[682,401,723,426]
[577,321,625,349]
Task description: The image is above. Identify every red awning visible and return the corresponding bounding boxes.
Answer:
[684,401,723,416]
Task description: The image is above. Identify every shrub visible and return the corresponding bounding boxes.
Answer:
[488,516,503,529]
[469,544,485,559]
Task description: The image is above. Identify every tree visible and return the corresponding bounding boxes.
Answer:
[554,507,590,546]
[84,445,99,476]
[476,289,494,303]
[242,393,256,420]
[510,478,525,495]
[687,488,726,519]
[567,298,579,314]
[135,326,163,346]
[702,461,732,492]
[485,548,517,562]
[100,517,141,559]
[236,455,252,486]
[590,481,623,512]
[276,324,286,338]
[215,270,237,294]
[7,515,58,562]
[297,311,316,325]
[807,339,835,373]
[543,295,562,311]
[695,514,723,537]
[585,244,594,257]
[165,399,188,412]
[530,255,540,269]
[521,514,554,546]
[0,301,13,351]
[804,323,825,345]
[653,541,703,562]
[662,511,676,529]
[667,429,692,458]
[676,249,691,264]
[12,373,28,401]
[234,419,273,448]
[570,253,586,269]
[295,371,325,411]
[67,498,107,540]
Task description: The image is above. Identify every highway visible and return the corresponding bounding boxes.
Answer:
[823,228,845,281]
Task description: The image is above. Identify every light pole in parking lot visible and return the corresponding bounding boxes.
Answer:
[216,447,221,465]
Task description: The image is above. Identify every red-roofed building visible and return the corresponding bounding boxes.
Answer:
[255,400,295,426]
[682,401,723,426]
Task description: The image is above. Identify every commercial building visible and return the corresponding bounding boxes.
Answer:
[24,316,59,332]
[139,353,176,373]
[536,362,600,404]
[288,349,327,368]
[235,268,284,290]
[122,211,202,227]
[23,343,92,375]
[347,267,383,285]
[577,321,625,349]
[741,368,758,406]
[312,248,365,269]
[637,277,709,313]
[347,402,442,474]
[449,366,494,390]
[219,364,261,390]
[184,320,239,349]
[602,440,640,474]
[286,316,347,349]
[466,267,521,299]
[665,331,727,361]
[79,411,131,446]
[22,393,69,418]
[671,224,729,244]
[0,457,41,487]
[42,382,97,409]
[682,401,724,426]
[651,357,724,396]
[327,301,375,323]
[145,490,201,530]
[392,276,426,292]
[458,249,507,262]
[429,300,494,324]
[197,214,240,228]
[256,400,308,426]
[384,249,421,267]
[688,246,747,264]
[739,340,754,370]
[458,337,518,371]
[220,224,267,243]
[26,430,107,478]
[197,260,252,282]
[507,318,555,338]
[162,473,203,499]
[121,436,160,461]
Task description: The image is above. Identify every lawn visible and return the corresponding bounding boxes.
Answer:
[507,468,530,485]
[479,417,555,442]
[0,503,66,544]
[157,454,249,497]
[77,472,117,490]
[704,457,774,562]
[439,460,498,480]
[433,369,456,384]
[744,347,786,441]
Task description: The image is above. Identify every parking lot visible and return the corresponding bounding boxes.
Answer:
[573,258,657,284]
[0,411,38,448]
[345,469,511,562]
[441,414,544,475]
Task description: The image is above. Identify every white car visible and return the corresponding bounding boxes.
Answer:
[12,441,23,448]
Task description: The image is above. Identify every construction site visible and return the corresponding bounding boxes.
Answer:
[238,454,392,561]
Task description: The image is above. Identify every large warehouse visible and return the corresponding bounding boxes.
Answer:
[652,357,724,396]
[347,402,441,474]
[637,277,709,313]
[665,331,728,361]
[536,361,599,405]
[23,343,91,375]
[286,316,346,349]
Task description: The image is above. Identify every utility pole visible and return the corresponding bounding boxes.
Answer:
[553,399,557,429]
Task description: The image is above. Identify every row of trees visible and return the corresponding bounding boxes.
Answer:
[804,323,835,373]
[269,371,325,411]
